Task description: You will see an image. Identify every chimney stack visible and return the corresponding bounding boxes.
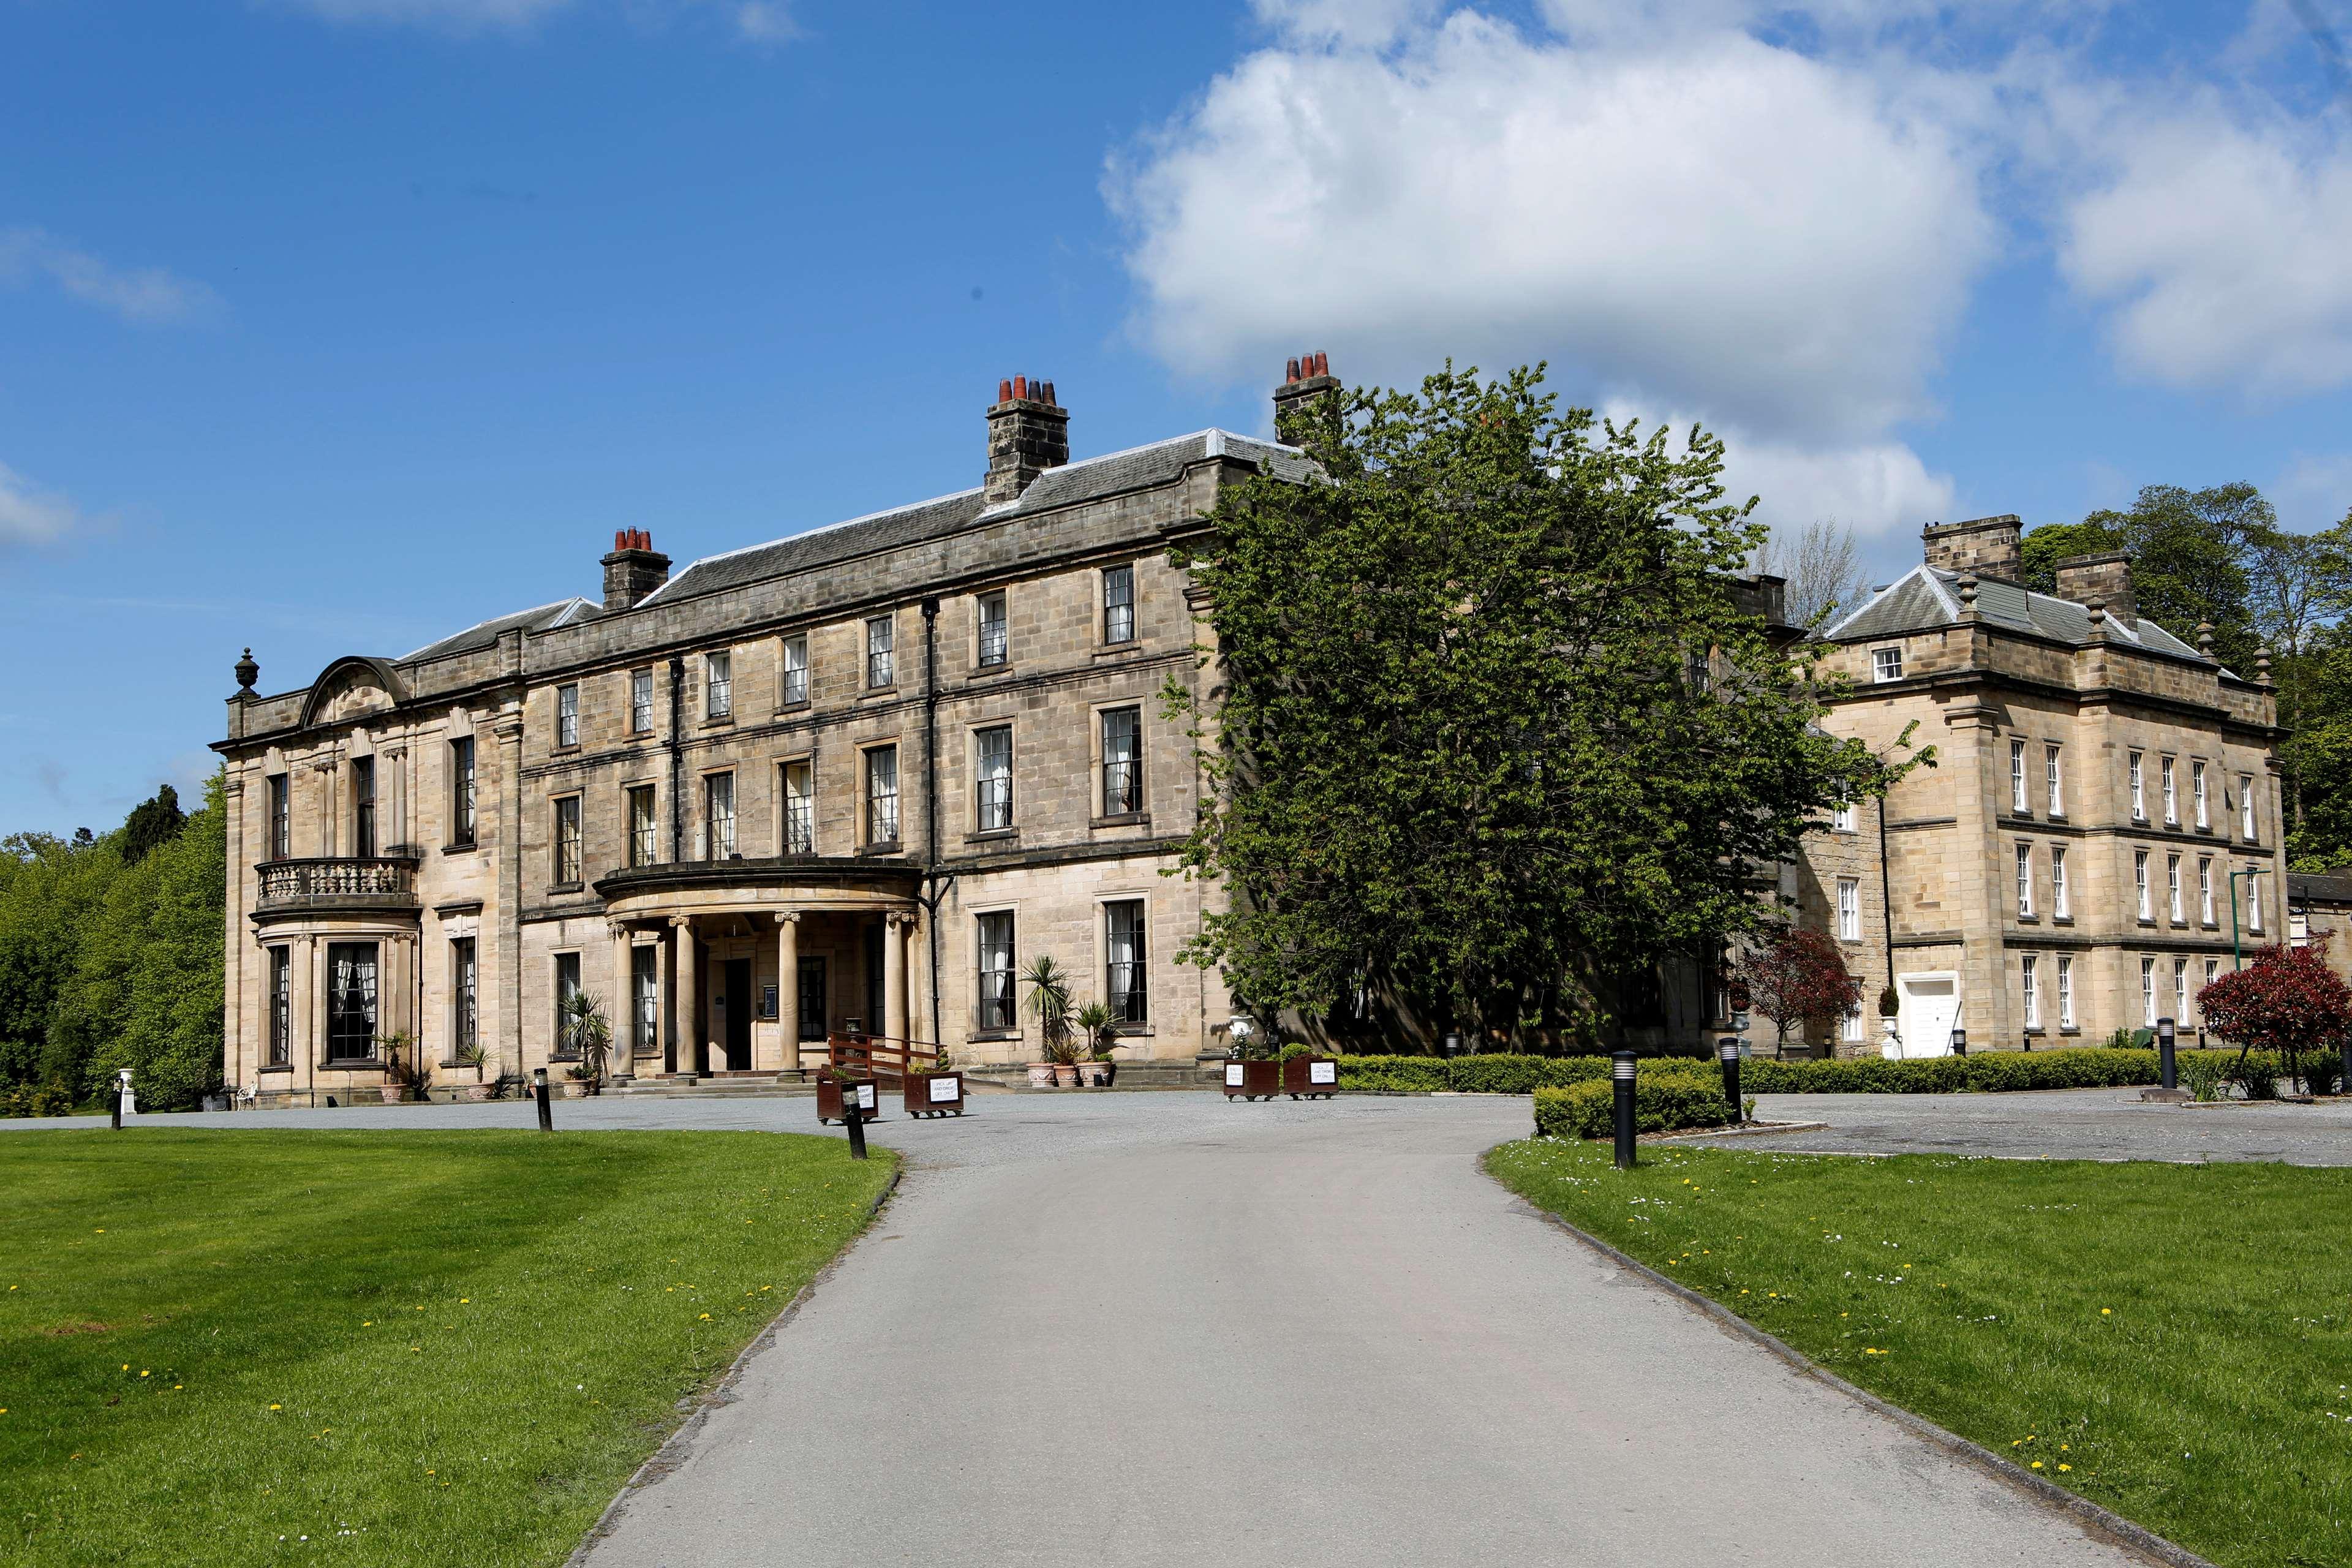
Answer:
[984,375,1069,507]
[1921,514,2022,582]
[2054,552,2135,627]
[601,529,671,612]
[1272,349,1338,434]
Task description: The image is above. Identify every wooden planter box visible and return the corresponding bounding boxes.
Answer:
[903,1071,965,1117]
[1283,1057,1339,1099]
[816,1074,878,1125]
[1223,1060,1280,1101]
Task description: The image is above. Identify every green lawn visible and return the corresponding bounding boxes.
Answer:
[1487,1139,2351,1568]
[0,1129,896,1567]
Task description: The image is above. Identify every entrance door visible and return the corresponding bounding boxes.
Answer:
[723,958,753,1071]
[1896,972,1960,1059]
[796,956,827,1044]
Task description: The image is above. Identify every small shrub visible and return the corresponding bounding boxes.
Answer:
[1532,1071,1743,1139]
[2301,1054,2344,1096]
[2239,1061,2280,1100]
[2178,1052,2233,1102]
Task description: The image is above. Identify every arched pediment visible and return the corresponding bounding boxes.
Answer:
[298,656,409,731]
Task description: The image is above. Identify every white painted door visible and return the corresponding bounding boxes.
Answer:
[1895,973,1960,1059]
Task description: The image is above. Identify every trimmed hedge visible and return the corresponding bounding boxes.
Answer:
[1532,1072,1753,1139]
[1333,1046,2204,1096]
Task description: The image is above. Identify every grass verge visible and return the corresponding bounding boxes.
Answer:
[0,1129,896,1567]
[1486,1139,2350,1568]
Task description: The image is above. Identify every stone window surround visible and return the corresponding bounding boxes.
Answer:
[972,587,1010,673]
[774,752,816,856]
[856,739,902,851]
[551,949,583,1061]
[629,666,657,734]
[1090,698,1147,824]
[700,766,737,861]
[777,633,812,710]
[555,682,581,752]
[1101,562,1137,647]
[967,715,1018,839]
[1094,891,1152,1032]
[551,791,583,890]
[970,902,1019,1038]
[624,780,660,869]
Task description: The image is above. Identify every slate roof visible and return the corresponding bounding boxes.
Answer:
[635,429,1311,611]
[2289,871,2352,907]
[402,597,599,664]
[1819,565,2220,669]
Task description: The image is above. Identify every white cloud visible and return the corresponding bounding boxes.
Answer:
[2059,97,2352,396]
[1595,400,1955,538]
[0,462,82,548]
[0,228,220,325]
[1249,0,1442,49]
[1110,13,1996,446]
[733,2,798,43]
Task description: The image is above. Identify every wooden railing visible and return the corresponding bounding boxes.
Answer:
[823,1033,940,1085]
[254,856,419,910]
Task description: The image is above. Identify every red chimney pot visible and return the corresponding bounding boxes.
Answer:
[998,378,1012,403]
[1014,374,1028,400]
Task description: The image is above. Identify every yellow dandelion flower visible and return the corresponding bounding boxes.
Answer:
[2100,1308,2112,1315]
[698,1313,712,1321]
[270,1404,281,1411]
[2030,1461,2044,1470]
[2059,1464,2072,1472]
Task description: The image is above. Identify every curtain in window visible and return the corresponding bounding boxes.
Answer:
[268,948,292,1065]
[631,669,653,733]
[707,652,733,718]
[867,618,895,688]
[782,637,809,706]
[1102,709,1140,815]
[977,912,1015,1030]
[1106,901,1146,1023]
[976,727,1012,831]
[633,945,658,1051]
[1103,565,1134,643]
[326,943,379,1061]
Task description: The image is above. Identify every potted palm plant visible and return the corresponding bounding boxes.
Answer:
[454,1041,491,1101]
[1022,956,1076,1087]
[559,990,612,1096]
[376,1031,427,1104]
[1076,1001,1119,1087]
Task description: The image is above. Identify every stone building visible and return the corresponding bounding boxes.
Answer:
[1794,515,2286,1057]
[214,369,1355,1103]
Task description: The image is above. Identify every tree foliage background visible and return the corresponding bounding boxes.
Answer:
[0,775,224,1112]
[1167,364,1887,1045]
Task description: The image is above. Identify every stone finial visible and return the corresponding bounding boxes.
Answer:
[2086,599,2107,636]
[2257,644,2274,686]
[2196,621,2215,657]
[233,647,259,692]
[1956,571,1979,615]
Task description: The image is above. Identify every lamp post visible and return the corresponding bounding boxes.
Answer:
[1442,1029,1462,1059]
[1950,1025,1967,1060]
[1611,1050,1637,1170]
[2156,1016,2177,1093]
[532,1066,552,1133]
[1717,1035,1742,1125]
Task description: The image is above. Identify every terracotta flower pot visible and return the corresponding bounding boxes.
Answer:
[1053,1063,1080,1087]
[462,1084,492,1103]
[377,1084,405,1105]
[1084,1060,1115,1087]
[1027,1062,1055,1088]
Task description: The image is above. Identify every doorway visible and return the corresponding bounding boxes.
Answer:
[723,957,753,1071]
[797,956,827,1045]
[1895,972,1960,1059]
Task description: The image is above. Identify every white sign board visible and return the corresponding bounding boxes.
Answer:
[1225,1063,1245,1087]
[927,1074,960,1104]
[853,1082,878,1112]
[1308,1060,1336,1086]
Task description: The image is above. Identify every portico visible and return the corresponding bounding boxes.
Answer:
[595,858,925,1082]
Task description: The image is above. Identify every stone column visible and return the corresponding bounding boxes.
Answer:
[672,916,702,1079]
[609,922,636,1084]
[656,922,674,1074]
[883,910,909,1044]
[775,911,801,1072]
[292,934,318,1101]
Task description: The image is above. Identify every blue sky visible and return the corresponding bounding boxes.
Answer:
[7,0,2352,834]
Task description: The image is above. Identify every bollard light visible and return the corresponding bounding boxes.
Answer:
[1611,1049,1638,1170]
[112,1068,131,1131]
[842,1078,870,1161]
[1442,1030,1462,1058]
[1950,1025,1967,1058]
[1717,1035,1743,1126]
[532,1066,552,1133]
[2157,1016,2177,1093]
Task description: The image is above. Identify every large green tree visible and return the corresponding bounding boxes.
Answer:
[2023,484,2273,671]
[0,828,119,1091]
[1167,364,1887,1044]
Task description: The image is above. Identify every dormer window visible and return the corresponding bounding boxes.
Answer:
[1872,647,1903,683]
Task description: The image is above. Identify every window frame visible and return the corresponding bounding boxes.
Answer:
[1831,798,1856,834]
[1871,646,1903,683]
[2046,744,2064,816]
[1102,564,1136,646]
[973,723,1014,833]
[632,943,658,1053]
[2167,853,2184,924]
[1099,705,1144,818]
[552,952,583,1058]
[2021,955,2039,1030]
[556,683,579,750]
[268,945,292,1066]
[780,633,810,708]
[449,736,477,847]
[866,616,895,690]
[2128,750,2145,821]
[2162,755,2177,825]
[1104,897,1148,1025]
[268,773,291,861]
[974,910,1017,1034]
[552,794,582,886]
[976,590,1009,669]
[626,784,657,869]
[704,650,733,720]
[1836,876,1861,941]
[2010,740,2027,813]
[703,771,737,861]
[780,759,815,855]
[2192,759,2208,829]
[2239,773,2256,840]
[630,667,654,735]
[2141,956,2157,1027]
[2135,850,2152,922]
[2051,845,2070,920]
[2198,856,2215,925]
[2015,842,2034,918]
[351,755,375,858]
[451,937,478,1059]
[863,744,900,848]
[2057,955,2075,1029]
[323,941,380,1065]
